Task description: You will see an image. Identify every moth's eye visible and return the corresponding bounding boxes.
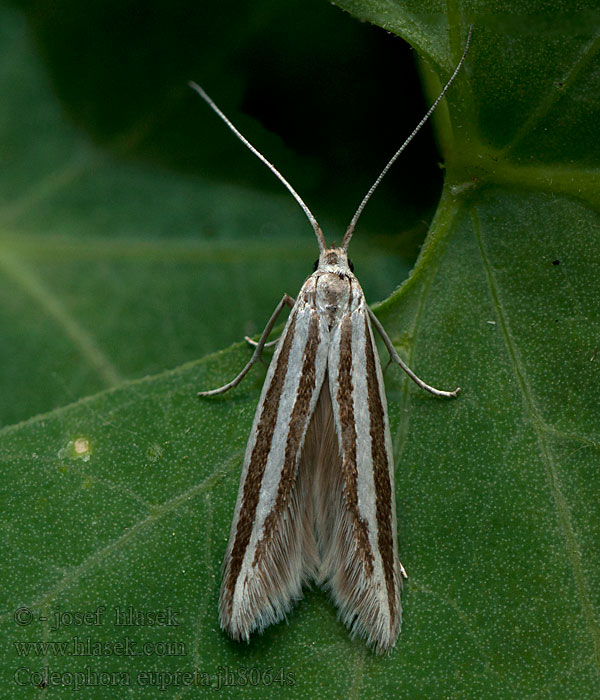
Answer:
[313,258,319,272]
[348,258,354,273]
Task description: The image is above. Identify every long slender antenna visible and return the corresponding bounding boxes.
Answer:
[189,81,327,252]
[341,25,473,252]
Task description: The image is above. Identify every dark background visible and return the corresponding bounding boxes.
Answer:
[8,0,444,254]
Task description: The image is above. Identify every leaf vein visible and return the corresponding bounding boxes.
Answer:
[0,249,123,387]
[472,207,600,674]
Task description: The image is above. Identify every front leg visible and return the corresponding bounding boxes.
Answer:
[198,294,295,397]
[368,307,460,398]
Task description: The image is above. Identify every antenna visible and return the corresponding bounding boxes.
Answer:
[189,81,327,252]
[341,25,473,252]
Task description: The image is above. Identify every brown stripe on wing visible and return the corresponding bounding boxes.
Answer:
[337,316,374,576]
[225,312,298,610]
[363,313,397,626]
[253,311,321,563]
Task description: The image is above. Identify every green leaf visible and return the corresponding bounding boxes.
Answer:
[0,2,415,426]
[2,2,600,699]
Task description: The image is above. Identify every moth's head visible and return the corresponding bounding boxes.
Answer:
[313,247,354,276]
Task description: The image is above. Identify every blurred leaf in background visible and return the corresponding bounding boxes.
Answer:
[1,0,435,425]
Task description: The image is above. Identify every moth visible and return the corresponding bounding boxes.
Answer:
[194,26,471,654]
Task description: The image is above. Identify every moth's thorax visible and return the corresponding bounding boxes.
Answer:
[314,272,352,323]
[299,247,362,326]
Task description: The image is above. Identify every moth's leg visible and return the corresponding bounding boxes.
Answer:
[198,294,295,397]
[244,337,279,349]
[243,295,294,349]
[368,307,461,398]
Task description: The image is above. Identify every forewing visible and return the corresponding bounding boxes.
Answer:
[319,298,402,653]
[219,289,329,641]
